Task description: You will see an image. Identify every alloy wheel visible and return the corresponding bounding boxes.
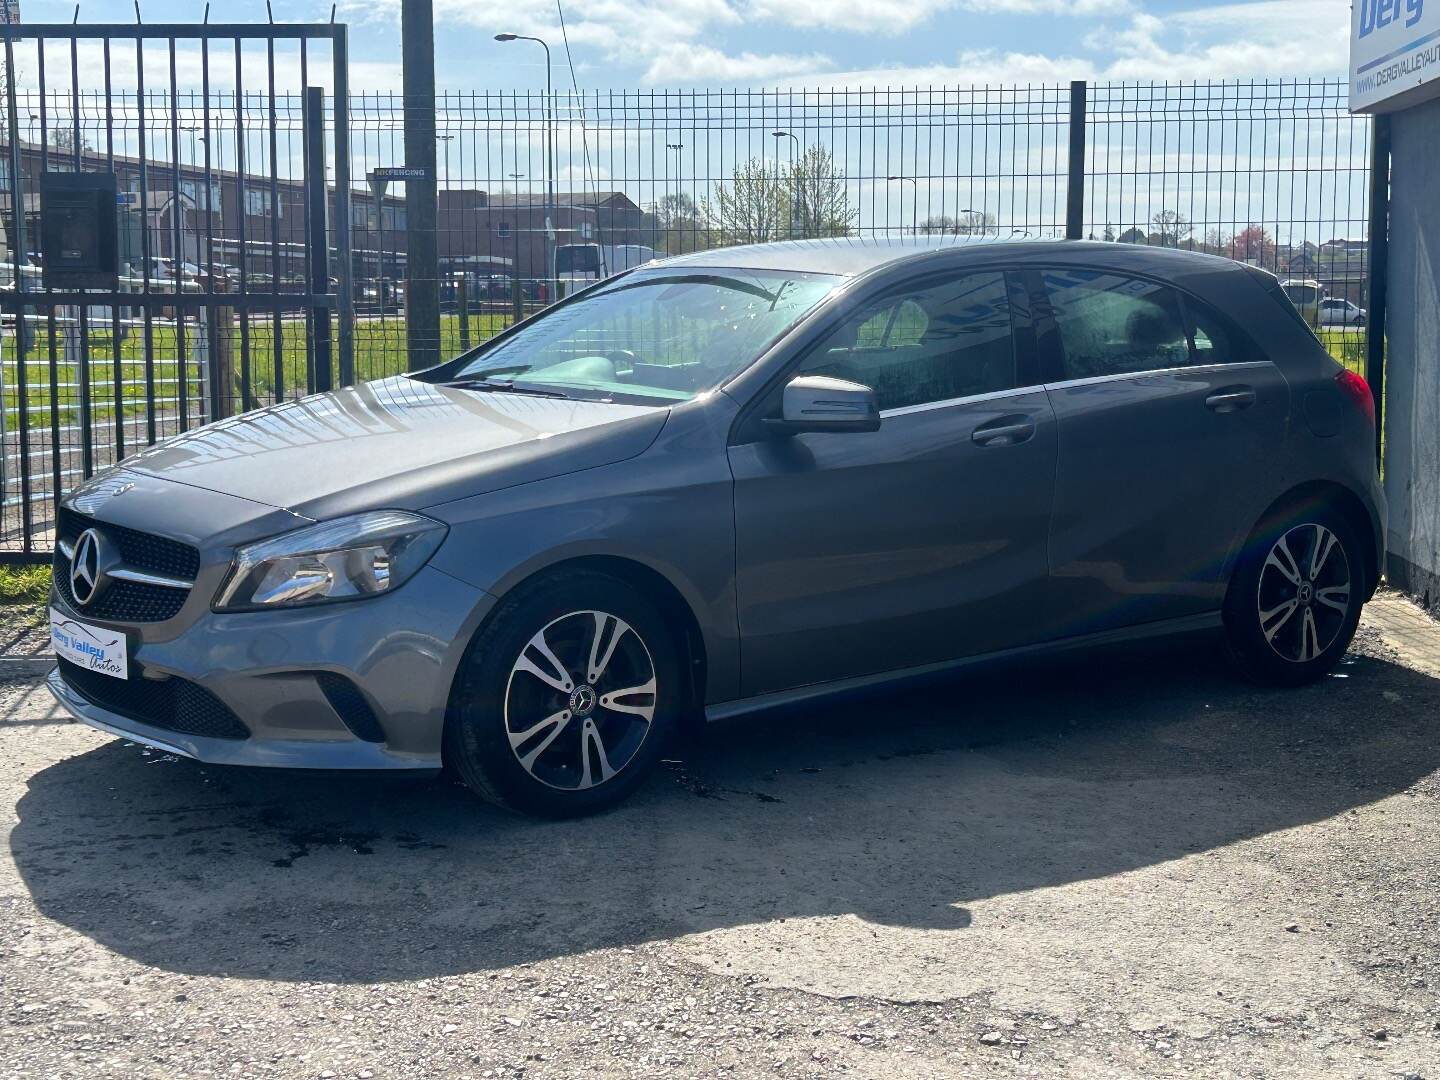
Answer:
[1255,522,1352,663]
[503,610,658,790]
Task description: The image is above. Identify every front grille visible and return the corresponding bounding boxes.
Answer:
[58,507,200,579]
[315,672,387,743]
[54,508,198,623]
[56,657,250,741]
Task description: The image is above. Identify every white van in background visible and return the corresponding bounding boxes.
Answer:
[556,243,656,293]
[1280,278,1323,326]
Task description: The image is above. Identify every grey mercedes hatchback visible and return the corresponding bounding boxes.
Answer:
[48,237,1385,817]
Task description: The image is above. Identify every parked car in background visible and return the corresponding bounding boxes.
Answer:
[1318,297,1366,326]
[47,237,1384,818]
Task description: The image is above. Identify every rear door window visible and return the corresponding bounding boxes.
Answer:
[1042,270,1190,380]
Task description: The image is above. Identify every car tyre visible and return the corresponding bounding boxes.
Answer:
[1222,505,1364,687]
[445,569,682,817]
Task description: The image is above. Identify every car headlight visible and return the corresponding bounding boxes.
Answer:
[214,510,448,611]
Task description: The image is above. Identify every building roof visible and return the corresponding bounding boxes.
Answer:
[481,190,639,210]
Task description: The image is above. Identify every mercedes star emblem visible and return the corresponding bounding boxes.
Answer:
[69,528,109,607]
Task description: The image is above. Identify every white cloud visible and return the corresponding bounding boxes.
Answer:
[644,44,832,83]
[963,0,1129,12]
[1099,0,1350,80]
[435,0,741,58]
[296,0,1354,93]
[781,49,1098,89]
[747,0,1127,35]
[787,0,1349,89]
[744,0,953,34]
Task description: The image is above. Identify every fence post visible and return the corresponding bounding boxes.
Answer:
[1065,80,1087,241]
[305,86,334,394]
[332,25,356,388]
[402,0,441,371]
[1365,113,1390,470]
[457,272,471,351]
[207,275,235,421]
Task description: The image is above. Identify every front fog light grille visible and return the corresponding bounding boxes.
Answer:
[57,658,250,741]
[315,672,386,743]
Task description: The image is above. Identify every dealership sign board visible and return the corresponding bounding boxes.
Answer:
[1351,0,1440,111]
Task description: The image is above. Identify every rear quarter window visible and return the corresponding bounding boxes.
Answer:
[1184,295,1260,365]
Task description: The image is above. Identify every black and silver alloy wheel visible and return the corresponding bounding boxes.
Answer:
[1256,522,1352,663]
[505,610,658,790]
[1224,506,1364,687]
[446,569,681,817]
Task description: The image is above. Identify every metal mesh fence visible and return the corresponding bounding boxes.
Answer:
[2,76,1372,556]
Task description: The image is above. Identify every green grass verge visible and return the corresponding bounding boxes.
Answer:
[0,565,50,623]
[0,564,49,604]
[1,313,514,425]
[1318,327,1367,374]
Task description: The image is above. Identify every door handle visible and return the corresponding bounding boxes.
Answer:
[971,417,1036,447]
[1205,386,1256,413]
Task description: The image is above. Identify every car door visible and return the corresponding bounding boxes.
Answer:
[1033,266,1290,636]
[727,268,1058,697]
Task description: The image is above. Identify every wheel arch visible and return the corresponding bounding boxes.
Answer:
[1243,480,1381,598]
[445,554,710,731]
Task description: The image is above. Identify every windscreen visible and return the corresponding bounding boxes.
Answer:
[450,268,841,403]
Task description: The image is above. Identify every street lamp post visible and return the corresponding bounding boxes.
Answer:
[437,133,454,186]
[887,176,917,235]
[496,32,556,300]
[771,130,801,239]
[665,141,683,250]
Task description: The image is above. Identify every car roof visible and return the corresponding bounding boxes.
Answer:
[652,234,1254,282]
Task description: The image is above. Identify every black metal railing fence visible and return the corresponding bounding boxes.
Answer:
[1,75,1372,557]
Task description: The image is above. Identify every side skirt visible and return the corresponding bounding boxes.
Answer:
[704,610,1224,723]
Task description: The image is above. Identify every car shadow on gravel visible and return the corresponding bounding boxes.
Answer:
[11,635,1440,983]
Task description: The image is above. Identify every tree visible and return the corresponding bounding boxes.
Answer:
[50,125,94,154]
[1201,228,1230,255]
[1150,209,1192,248]
[1117,227,1148,245]
[1227,224,1276,266]
[650,192,712,255]
[706,145,857,245]
[705,157,789,246]
[919,210,995,235]
[785,146,856,240]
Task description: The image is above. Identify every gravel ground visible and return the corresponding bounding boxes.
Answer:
[0,596,50,659]
[2,595,1439,1079]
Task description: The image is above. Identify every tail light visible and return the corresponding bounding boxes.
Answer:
[1335,369,1375,430]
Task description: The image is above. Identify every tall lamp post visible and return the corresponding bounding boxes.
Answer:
[437,133,454,186]
[887,175,917,235]
[496,32,556,299]
[665,141,683,251]
[771,129,801,239]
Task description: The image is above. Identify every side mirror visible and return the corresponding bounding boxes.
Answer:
[765,375,881,435]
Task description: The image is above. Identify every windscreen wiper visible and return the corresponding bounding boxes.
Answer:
[442,377,570,399]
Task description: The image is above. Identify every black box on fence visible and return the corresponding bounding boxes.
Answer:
[40,171,120,290]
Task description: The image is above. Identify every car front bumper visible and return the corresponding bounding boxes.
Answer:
[46,564,496,770]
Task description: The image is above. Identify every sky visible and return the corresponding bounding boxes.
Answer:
[15,0,1353,93]
[7,0,1366,247]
